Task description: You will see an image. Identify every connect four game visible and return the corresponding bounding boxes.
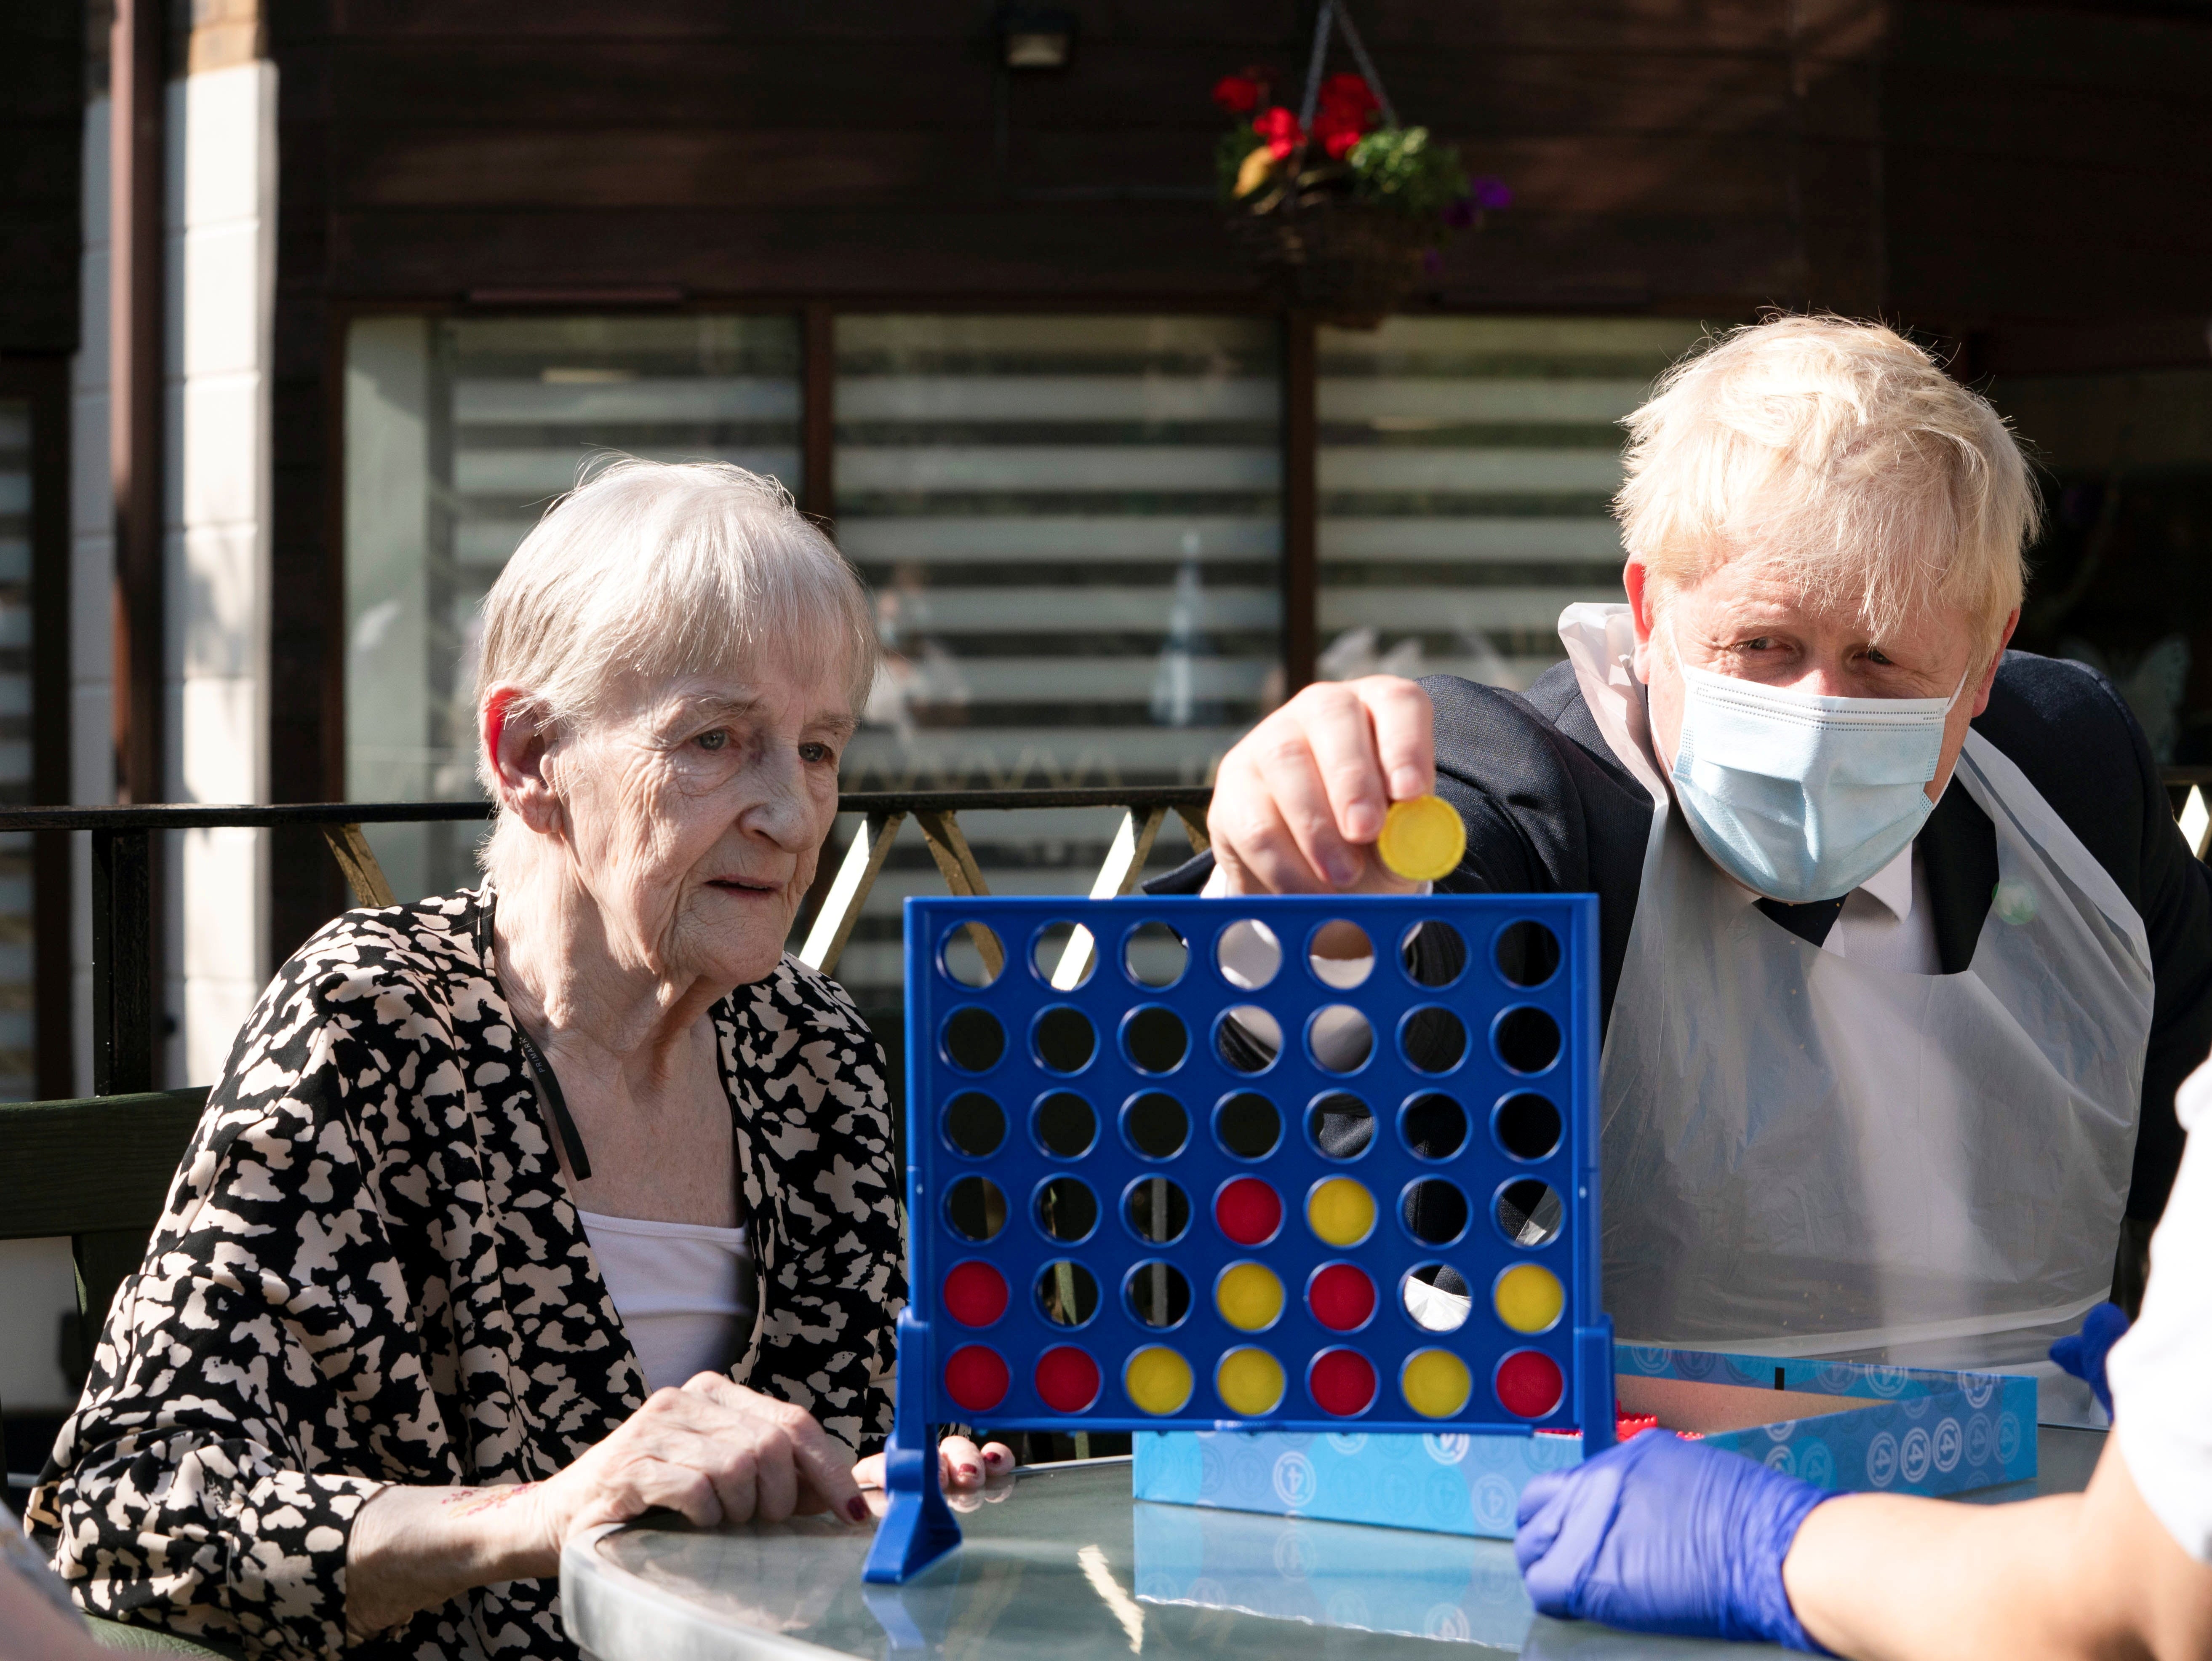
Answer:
[864,891,1609,1583]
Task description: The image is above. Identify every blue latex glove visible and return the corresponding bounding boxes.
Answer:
[2049,1300,2129,1418]
[1515,1431,1833,1651]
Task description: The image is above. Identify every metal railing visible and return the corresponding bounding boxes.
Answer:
[8,766,2210,1103]
[0,788,1214,1098]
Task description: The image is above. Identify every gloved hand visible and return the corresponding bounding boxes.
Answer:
[1515,1430,1833,1651]
[2049,1300,2129,1418]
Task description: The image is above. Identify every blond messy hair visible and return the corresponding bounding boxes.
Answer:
[474,457,877,881]
[1615,315,2036,650]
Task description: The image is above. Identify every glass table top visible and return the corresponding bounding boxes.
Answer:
[563,1428,2105,1661]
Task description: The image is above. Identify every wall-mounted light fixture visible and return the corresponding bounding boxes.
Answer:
[998,6,1076,69]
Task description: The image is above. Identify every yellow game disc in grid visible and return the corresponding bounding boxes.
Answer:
[1376,795,1467,883]
[1125,1346,1194,1415]
[1494,1263,1564,1334]
[1306,1178,1377,1247]
[1216,1347,1286,1415]
[1401,1349,1473,1418]
[1215,1262,1285,1331]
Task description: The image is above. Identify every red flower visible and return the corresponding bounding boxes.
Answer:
[1313,108,1367,159]
[1318,72,1380,122]
[1253,106,1304,161]
[1310,73,1381,157]
[1212,73,1263,116]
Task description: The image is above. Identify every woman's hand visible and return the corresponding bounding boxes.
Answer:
[852,1433,1016,1497]
[346,1375,870,1641]
[1208,677,1436,895]
[523,1374,868,1545]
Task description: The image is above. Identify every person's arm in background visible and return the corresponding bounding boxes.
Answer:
[1785,1439,2212,1660]
[1520,1057,2212,1659]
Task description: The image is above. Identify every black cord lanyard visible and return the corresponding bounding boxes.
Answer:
[475,895,594,1181]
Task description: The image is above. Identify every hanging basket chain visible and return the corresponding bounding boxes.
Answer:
[1290,1,1400,179]
[1330,5,1399,129]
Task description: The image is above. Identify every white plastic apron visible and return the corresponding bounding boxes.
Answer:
[1560,604,2155,1359]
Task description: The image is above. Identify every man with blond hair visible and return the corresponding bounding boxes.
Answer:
[1178,314,2212,1361]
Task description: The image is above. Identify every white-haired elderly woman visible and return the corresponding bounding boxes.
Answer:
[28,461,1007,1661]
[1171,316,2212,1359]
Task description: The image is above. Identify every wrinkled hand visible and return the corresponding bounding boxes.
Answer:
[1208,677,1436,895]
[523,1373,868,1555]
[1515,1431,1832,1650]
[852,1433,1015,1497]
[2050,1300,2129,1418]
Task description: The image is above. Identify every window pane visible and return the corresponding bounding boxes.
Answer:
[830,315,1282,1006]
[1316,318,1705,690]
[0,401,33,1097]
[344,315,802,898]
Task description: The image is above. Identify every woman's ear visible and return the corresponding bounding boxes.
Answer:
[482,686,564,836]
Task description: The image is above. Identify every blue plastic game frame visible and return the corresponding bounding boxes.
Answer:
[864,892,1609,1583]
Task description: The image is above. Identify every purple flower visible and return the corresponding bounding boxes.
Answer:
[1469,174,1513,210]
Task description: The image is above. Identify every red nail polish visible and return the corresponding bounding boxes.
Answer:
[960,1464,979,1481]
[846,1495,870,1522]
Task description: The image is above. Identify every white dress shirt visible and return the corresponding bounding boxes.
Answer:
[1757,842,1942,975]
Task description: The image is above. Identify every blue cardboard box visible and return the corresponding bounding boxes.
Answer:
[1131,1345,2038,1538]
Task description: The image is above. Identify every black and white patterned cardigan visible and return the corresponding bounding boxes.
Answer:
[25,888,905,1661]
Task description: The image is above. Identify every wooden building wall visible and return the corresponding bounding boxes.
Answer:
[261,0,2212,958]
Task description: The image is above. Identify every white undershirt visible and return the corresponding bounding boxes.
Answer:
[578,1209,756,1394]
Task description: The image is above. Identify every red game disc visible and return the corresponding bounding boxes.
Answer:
[1496,1349,1564,1418]
[1034,1345,1102,1413]
[1215,1177,1283,1246]
[944,1345,1010,1413]
[1307,1347,1377,1415]
[1307,1263,1376,1331]
[942,1261,1009,1328]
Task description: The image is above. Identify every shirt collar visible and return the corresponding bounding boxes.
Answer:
[1716,841,1916,916]
[1855,842,1915,922]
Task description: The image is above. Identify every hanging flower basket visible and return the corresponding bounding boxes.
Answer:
[1222,192,1441,330]
[1211,5,1509,327]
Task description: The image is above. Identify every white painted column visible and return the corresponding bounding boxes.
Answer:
[163,59,275,1087]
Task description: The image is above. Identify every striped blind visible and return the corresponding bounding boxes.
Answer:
[0,402,34,1096]
[825,315,1282,1005]
[1315,318,1704,689]
[344,315,802,898]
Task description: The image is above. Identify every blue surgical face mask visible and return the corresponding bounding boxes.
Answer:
[1664,624,1968,903]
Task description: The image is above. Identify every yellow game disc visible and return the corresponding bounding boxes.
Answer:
[1216,1347,1286,1416]
[1215,1262,1285,1331]
[1376,794,1467,883]
[1306,1178,1377,1247]
[1401,1349,1474,1419]
[1493,1263,1565,1334]
[1125,1345,1194,1415]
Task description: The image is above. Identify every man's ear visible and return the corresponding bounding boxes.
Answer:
[1970,607,2021,718]
[1624,560,1658,682]
[482,686,563,836]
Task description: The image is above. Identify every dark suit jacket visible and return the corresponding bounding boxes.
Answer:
[1154,651,2212,1223]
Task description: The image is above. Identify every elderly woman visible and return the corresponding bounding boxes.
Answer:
[1176,316,2212,1359]
[28,461,1005,1659]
